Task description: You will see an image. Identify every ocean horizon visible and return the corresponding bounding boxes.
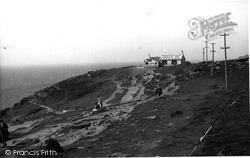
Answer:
[0,62,143,110]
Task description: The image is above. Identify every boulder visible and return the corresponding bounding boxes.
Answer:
[44,138,64,153]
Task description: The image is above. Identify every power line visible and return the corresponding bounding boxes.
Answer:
[189,75,248,156]
[210,43,216,76]
[205,41,209,63]
[202,48,205,62]
[220,33,230,90]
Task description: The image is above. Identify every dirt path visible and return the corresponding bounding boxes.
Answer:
[121,69,154,103]
[29,101,54,113]
[103,81,123,107]
[133,84,145,101]
[120,77,143,103]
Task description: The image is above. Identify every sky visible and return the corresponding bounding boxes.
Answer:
[0,0,248,66]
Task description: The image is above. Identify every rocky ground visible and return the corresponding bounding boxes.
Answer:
[0,59,249,157]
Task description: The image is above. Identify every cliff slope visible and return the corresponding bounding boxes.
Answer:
[0,60,249,157]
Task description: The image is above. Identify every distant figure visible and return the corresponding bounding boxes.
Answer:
[97,95,103,109]
[0,120,7,147]
[155,85,163,98]
[0,119,10,140]
[92,95,103,113]
[94,102,101,110]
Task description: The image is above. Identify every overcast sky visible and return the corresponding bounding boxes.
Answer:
[0,0,248,66]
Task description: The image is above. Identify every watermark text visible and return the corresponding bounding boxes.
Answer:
[5,149,57,156]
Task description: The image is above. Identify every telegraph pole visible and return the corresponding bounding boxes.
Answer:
[205,41,209,63]
[210,43,216,76]
[202,48,205,62]
[220,33,230,90]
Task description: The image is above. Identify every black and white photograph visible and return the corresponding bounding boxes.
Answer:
[0,0,249,157]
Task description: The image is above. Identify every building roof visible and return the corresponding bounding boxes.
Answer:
[161,54,183,60]
[144,57,161,62]
[161,51,185,60]
[144,51,185,62]
[150,57,161,62]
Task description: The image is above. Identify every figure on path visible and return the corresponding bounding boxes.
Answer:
[92,95,103,113]
[155,85,163,98]
[0,119,8,147]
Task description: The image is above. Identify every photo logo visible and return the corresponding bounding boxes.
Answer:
[5,150,11,155]
[188,12,237,41]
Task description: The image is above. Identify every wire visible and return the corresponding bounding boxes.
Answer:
[189,75,248,156]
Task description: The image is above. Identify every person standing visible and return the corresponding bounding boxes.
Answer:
[0,119,9,140]
[97,95,103,109]
[92,95,103,112]
[0,120,7,147]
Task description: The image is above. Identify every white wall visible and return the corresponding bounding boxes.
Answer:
[177,60,181,65]
[167,61,172,66]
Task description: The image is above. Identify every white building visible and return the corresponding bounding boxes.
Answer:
[161,51,186,66]
[144,50,186,67]
[144,56,162,67]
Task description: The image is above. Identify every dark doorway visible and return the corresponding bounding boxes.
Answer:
[162,60,167,66]
[172,60,177,65]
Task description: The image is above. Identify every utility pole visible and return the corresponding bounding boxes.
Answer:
[202,48,205,62]
[220,33,230,90]
[210,43,216,76]
[205,41,209,63]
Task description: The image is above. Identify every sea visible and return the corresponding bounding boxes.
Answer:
[0,62,142,110]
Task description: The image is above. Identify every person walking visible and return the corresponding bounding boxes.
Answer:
[155,85,163,98]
